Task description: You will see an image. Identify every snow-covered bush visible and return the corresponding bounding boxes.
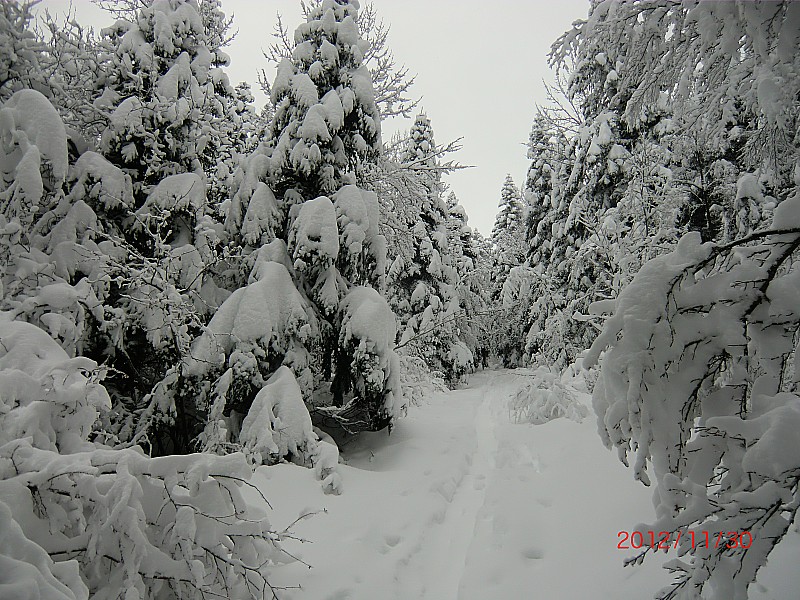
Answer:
[507,367,588,425]
[239,366,317,464]
[398,353,448,407]
[0,319,287,599]
[309,427,343,495]
[585,177,800,599]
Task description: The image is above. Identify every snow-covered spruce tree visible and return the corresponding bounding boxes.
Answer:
[487,174,529,366]
[0,6,107,366]
[0,0,49,101]
[386,113,474,384]
[560,96,680,361]
[446,190,491,368]
[204,81,265,208]
[267,0,381,201]
[0,0,242,454]
[94,0,263,211]
[516,110,577,368]
[552,1,799,182]
[73,0,245,453]
[511,93,621,369]
[550,0,797,249]
[520,3,686,369]
[95,0,230,203]
[360,122,483,386]
[263,0,418,120]
[390,187,488,390]
[468,228,497,368]
[670,97,780,249]
[543,82,646,368]
[0,80,196,455]
[523,104,578,276]
[185,0,264,212]
[484,105,590,370]
[489,174,526,308]
[491,173,526,262]
[0,77,103,329]
[362,126,464,285]
[0,85,290,600]
[63,0,327,456]
[218,0,401,435]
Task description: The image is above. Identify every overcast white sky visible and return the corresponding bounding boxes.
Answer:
[40,0,589,235]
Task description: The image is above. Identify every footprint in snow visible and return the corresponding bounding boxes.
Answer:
[522,547,544,560]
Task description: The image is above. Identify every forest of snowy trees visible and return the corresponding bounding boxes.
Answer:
[0,0,797,599]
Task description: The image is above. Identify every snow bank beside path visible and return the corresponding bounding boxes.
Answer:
[244,370,799,599]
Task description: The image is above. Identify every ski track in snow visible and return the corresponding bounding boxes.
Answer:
[394,375,497,599]
[248,370,800,600]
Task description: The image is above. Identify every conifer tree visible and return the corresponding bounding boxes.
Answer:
[524,111,569,268]
[268,0,381,203]
[95,0,213,202]
[0,0,48,101]
[220,0,401,433]
[490,174,526,285]
[0,0,241,453]
[520,34,682,368]
[0,77,287,600]
[446,191,490,368]
[263,0,418,120]
[483,174,528,365]
[491,174,525,246]
[387,114,473,384]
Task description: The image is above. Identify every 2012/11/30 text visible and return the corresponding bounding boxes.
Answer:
[617,530,753,550]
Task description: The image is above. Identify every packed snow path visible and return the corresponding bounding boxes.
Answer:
[250,371,799,600]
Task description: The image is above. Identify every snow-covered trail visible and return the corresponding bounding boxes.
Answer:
[249,370,799,600]
[393,376,497,599]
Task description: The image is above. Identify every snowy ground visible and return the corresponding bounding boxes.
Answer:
[246,370,800,600]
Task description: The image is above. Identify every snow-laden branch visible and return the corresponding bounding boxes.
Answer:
[586,189,800,599]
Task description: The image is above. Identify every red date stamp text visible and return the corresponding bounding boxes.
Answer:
[617,530,752,550]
